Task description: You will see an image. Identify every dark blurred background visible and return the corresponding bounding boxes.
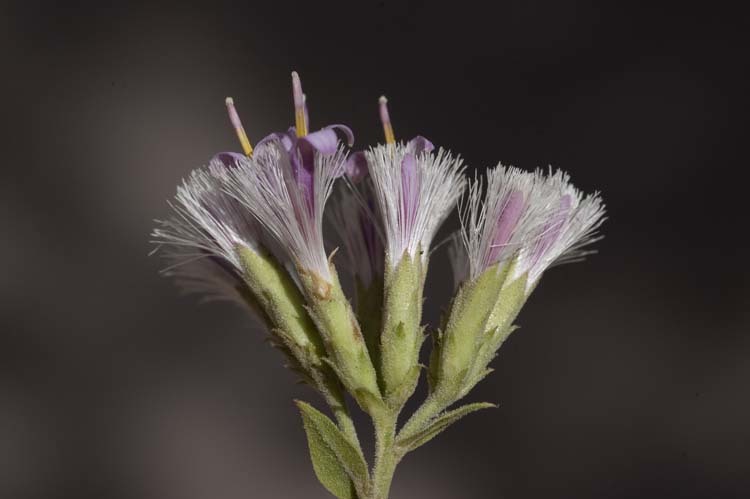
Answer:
[1,1,747,498]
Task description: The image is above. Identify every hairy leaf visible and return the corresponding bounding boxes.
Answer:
[296,401,368,498]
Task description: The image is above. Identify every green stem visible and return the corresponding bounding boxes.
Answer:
[369,411,399,499]
[322,379,361,448]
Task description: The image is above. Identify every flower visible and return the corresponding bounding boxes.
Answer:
[366,134,466,267]
[458,166,550,281]
[151,159,261,299]
[223,72,354,287]
[459,165,606,290]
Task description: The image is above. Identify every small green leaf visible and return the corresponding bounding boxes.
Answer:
[399,402,497,453]
[296,401,369,498]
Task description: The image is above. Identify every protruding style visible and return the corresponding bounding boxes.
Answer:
[225,97,253,156]
[379,95,396,144]
[292,71,308,137]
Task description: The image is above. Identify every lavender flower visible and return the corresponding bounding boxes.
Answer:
[431,165,606,402]
[224,73,354,293]
[458,166,551,282]
[366,135,466,267]
[460,165,606,290]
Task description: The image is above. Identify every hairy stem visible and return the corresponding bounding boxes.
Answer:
[369,410,399,499]
[320,376,361,448]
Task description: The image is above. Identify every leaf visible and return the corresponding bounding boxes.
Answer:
[399,402,497,453]
[296,401,369,498]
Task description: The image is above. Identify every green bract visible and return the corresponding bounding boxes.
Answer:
[379,253,425,409]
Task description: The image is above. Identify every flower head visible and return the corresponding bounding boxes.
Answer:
[459,165,606,290]
[459,166,550,281]
[223,73,353,285]
[365,98,465,267]
[367,139,465,267]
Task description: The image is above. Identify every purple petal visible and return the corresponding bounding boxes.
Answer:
[324,124,355,147]
[401,153,420,228]
[345,151,369,182]
[294,129,336,198]
[488,190,524,263]
[299,128,340,155]
[256,128,296,151]
[406,136,434,155]
[289,151,315,211]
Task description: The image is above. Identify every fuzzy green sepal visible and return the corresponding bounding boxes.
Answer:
[459,271,529,396]
[433,262,509,399]
[298,264,383,414]
[380,252,425,408]
[237,247,325,366]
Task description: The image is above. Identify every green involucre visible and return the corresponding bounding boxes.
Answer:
[379,253,425,408]
[299,264,383,414]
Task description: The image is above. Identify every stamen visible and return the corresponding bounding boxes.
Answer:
[225,97,253,156]
[379,95,396,144]
[292,71,308,137]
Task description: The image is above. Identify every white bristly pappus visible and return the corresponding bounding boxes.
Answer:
[366,141,466,267]
[459,166,552,282]
[459,164,606,291]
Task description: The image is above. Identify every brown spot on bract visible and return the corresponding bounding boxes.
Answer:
[350,316,364,342]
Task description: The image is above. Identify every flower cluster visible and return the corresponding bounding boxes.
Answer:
[151,72,606,499]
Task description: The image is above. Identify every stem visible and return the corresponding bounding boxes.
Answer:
[332,401,360,447]
[321,377,361,448]
[369,411,399,499]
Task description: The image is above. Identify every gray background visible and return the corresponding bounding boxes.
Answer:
[1,1,747,498]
